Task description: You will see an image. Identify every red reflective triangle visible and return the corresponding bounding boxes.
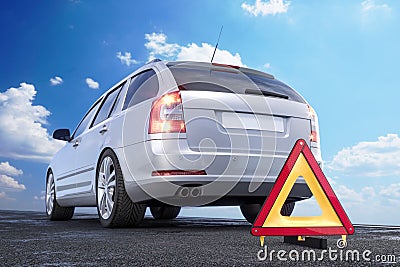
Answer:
[251,139,354,236]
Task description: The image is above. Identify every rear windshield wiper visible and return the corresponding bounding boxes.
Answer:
[245,89,289,99]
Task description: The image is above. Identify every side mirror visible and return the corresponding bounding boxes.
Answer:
[53,129,71,141]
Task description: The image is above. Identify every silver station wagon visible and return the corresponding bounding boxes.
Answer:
[46,60,322,227]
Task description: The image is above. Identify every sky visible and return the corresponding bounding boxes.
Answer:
[0,0,399,225]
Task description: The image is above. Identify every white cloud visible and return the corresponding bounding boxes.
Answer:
[337,183,400,224]
[263,63,271,69]
[0,162,26,192]
[361,0,391,13]
[0,161,25,191]
[0,83,65,163]
[361,186,376,198]
[0,191,15,201]
[145,33,180,61]
[116,51,139,66]
[144,32,245,66]
[0,162,23,176]
[85,78,99,89]
[326,134,400,177]
[0,174,25,190]
[49,76,63,86]
[294,181,399,223]
[241,0,290,17]
[178,43,244,66]
[380,183,400,198]
[325,135,400,223]
[34,191,45,201]
[333,184,365,205]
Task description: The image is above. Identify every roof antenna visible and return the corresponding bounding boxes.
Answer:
[211,25,223,63]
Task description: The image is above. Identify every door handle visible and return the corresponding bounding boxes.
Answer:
[99,125,108,134]
[72,141,79,148]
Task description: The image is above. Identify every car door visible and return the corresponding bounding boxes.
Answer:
[72,84,124,201]
[52,140,78,200]
[55,100,102,201]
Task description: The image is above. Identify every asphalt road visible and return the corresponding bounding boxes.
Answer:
[0,210,399,266]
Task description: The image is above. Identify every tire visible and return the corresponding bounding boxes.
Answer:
[45,171,74,221]
[150,206,181,220]
[96,149,146,228]
[240,202,296,224]
[280,202,295,216]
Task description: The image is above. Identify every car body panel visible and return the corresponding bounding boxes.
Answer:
[48,60,321,208]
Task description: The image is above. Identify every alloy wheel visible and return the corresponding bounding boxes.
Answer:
[97,156,116,219]
[46,173,55,215]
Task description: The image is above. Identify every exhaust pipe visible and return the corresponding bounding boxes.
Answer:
[178,187,201,197]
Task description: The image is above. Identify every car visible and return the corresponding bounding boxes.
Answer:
[45,60,322,227]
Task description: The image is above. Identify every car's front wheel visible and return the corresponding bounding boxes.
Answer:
[240,202,295,224]
[45,171,74,220]
[96,149,146,228]
[150,206,181,220]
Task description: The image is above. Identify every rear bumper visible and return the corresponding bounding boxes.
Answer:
[116,138,318,206]
[124,179,312,206]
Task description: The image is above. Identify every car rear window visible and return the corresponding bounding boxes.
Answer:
[167,64,306,104]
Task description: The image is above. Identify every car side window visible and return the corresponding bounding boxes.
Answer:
[72,100,101,139]
[108,82,126,117]
[123,69,159,110]
[91,85,123,127]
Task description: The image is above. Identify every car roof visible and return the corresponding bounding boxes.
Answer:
[99,60,276,100]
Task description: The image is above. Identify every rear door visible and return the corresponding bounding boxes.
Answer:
[181,91,310,155]
[168,63,311,180]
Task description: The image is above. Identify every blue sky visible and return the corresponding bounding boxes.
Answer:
[0,0,399,224]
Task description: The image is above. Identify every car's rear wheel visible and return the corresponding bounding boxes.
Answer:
[240,202,295,224]
[150,206,181,220]
[46,171,74,220]
[96,149,146,228]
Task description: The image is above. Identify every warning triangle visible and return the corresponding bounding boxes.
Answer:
[251,139,354,236]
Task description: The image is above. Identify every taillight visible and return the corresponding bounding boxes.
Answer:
[307,104,316,119]
[308,105,319,144]
[310,130,318,142]
[148,91,186,134]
